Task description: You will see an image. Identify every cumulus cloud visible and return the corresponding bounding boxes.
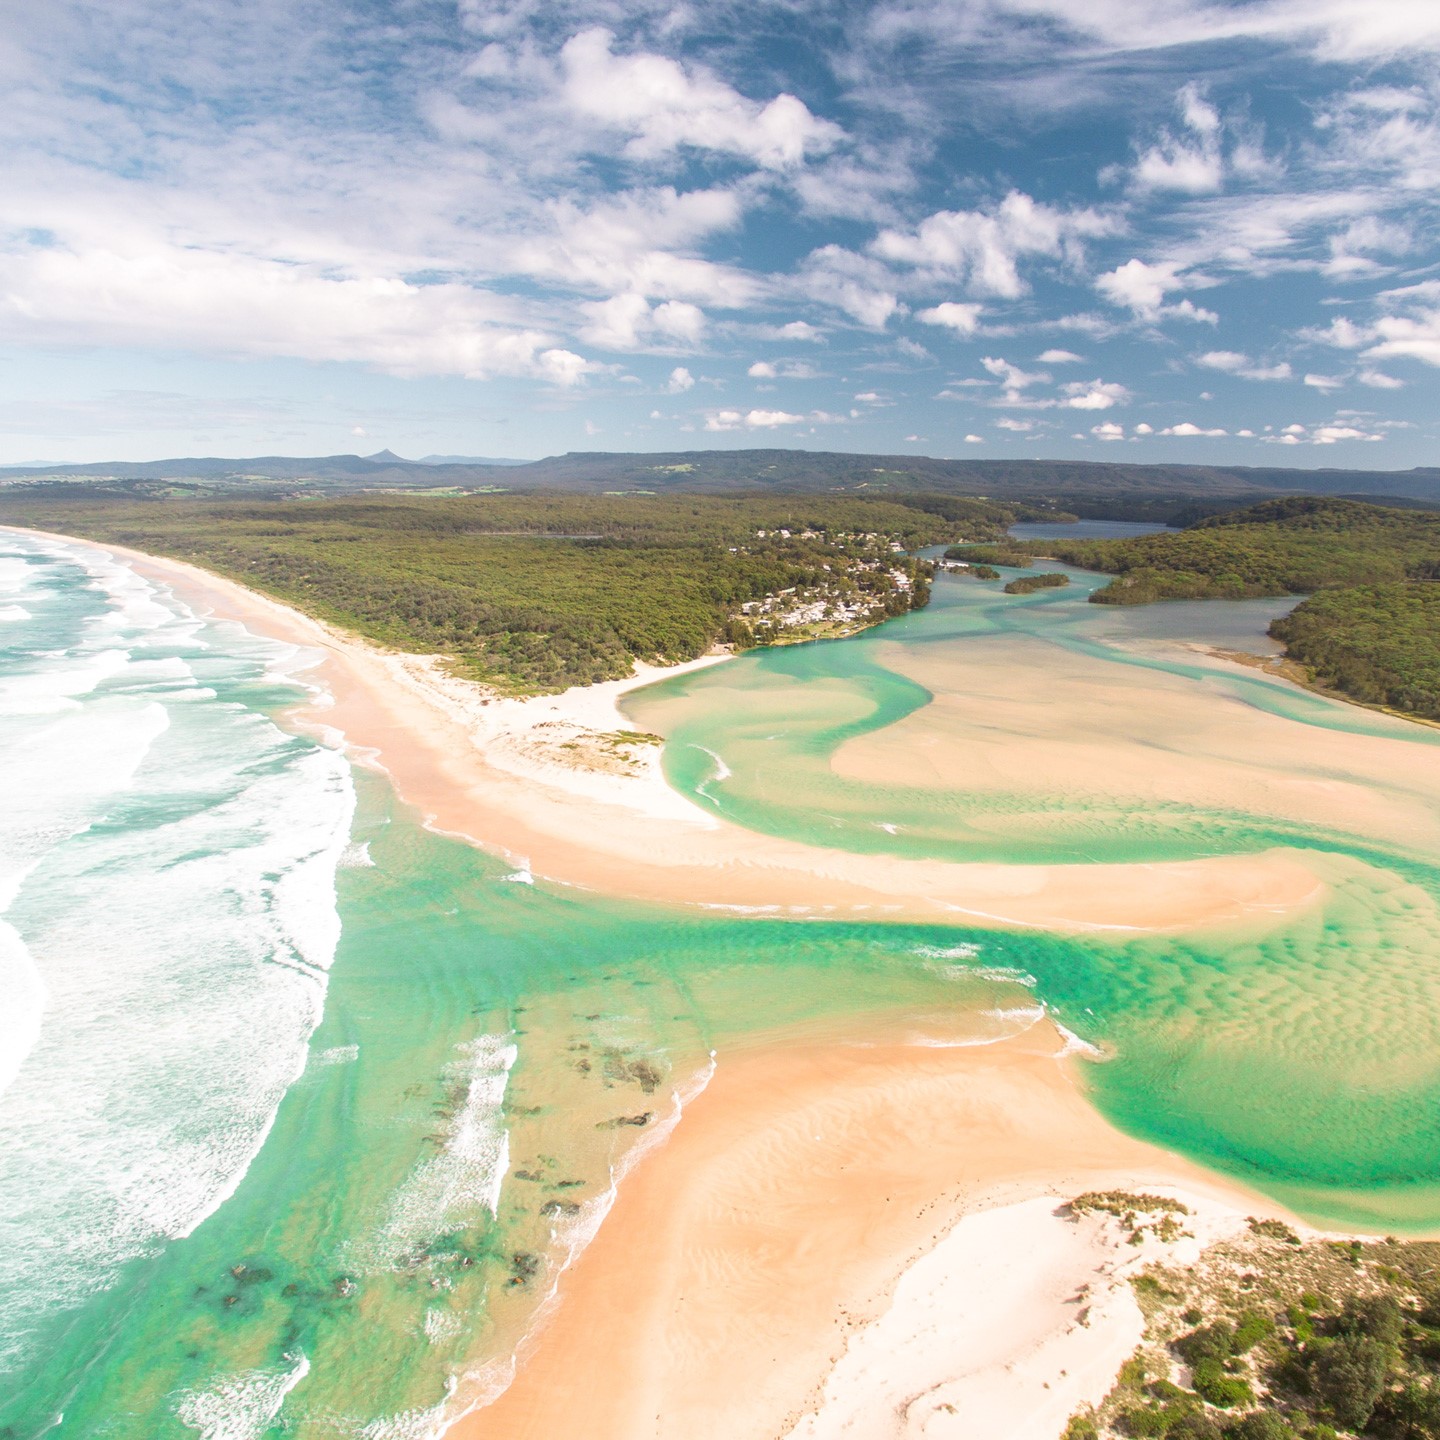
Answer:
[579,292,706,350]
[982,355,1048,390]
[0,235,592,384]
[1062,379,1131,410]
[1038,349,1083,363]
[1132,84,1227,194]
[964,433,985,443]
[917,302,984,334]
[704,407,807,430]
[874,191,1117,298]
[667,365,695,392]
[559,28,842,169]
[748,361,777,378]
[1091,421,1125,440]
[1162,422,1228,436]
[1196,350,1293,380]
[797,245,900,328]
[1095,259,1217,322]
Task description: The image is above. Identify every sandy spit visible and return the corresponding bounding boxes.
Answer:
[12,527,1332,938]
[452,1020,1305,1440]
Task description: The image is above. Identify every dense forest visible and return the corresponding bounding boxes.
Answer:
[0,490,1022,692]
[1020,498,1440,722]
[1271,586,1440,722]
[1027,498,1440,605]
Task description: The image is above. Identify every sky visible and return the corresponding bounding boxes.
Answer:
[3,1,1439,467]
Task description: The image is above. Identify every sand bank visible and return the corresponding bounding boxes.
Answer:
[834,632,1440,856]
[454,1022,1299,1440]
[22,530,1331,937]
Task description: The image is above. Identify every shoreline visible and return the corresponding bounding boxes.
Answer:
[4,525,1333,937]
[3,526,1405,1438]
[451,1019,1312,1440]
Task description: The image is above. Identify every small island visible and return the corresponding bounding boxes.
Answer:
[1004,572,1071,596]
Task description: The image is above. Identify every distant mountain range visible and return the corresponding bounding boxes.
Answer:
[3,447,1439,509]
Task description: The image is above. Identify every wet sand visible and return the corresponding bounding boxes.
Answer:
[455,1023,1299,1440]
[834,633,1440,856]
[6,530,1377,1438]
[36,533,1331,938]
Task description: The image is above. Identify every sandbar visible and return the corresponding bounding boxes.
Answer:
[15,529,1332,938]
[453,1020,1302,1440]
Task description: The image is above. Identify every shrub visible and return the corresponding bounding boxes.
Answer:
[1168,1413,1223,1439]
[1224,1414,1295,1440]
[1310,1335,1388,1430]
[1192,1359,1253,1409]
[1233,1311,1277,1353]
[1178,1324,1235,1367]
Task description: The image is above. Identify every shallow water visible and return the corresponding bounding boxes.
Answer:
[3,535,1440,1437]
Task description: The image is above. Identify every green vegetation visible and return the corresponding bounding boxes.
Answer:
[969,564,1002,580]
[1023,498,1440,722]
[0,490,1029,693]
[945,542,1036,567]
[1071,1223,1440,1440]
[1270,585,1440,722]
[1004,571,1071,596]
[1026,498,1440,605]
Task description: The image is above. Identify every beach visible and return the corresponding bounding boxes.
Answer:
[71,535,1330,938]
[456,1019,1298,1440]
[6,528,1420,1440]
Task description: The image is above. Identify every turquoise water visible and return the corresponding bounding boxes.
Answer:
[3,535,1440,1436]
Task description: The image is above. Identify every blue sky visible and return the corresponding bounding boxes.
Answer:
[3,0,1439,465]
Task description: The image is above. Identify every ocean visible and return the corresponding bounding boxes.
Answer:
[3,532,1439,1437]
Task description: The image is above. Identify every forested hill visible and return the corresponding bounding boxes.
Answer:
[4,448,1440,509]
[0,490,1021,693]
[1026,497,1440,721]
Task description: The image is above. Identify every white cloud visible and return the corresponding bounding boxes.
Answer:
[874,191,1117,299]
[1062,379,1131,410]
[1134,422,1154,434]
[1095,258,1216,322]
[917,302,984,334]
[1358,368,1403,388]
[752,320,825,343]
[1091,421,1125,440]
[1313,423,1380,442]
[1367,309,1440,366]
[578,292,706,350]
[667,365,695,392]
[995,417,1035,431]
[1038,349,1083,363]
[1196,350,1292,380]
[1304,372,1344,390]
[797,246,900,328]
[559,28,842,170]
[0,236,592,384]
[1132,83,1226,194]
[1162,422,1227,436]
[964,433,985,443]
[982,355,1048,390]
[748,361,777,378]
[704,407,806,430]
[1196,350,1247,372]
[1310,297,1440,367]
